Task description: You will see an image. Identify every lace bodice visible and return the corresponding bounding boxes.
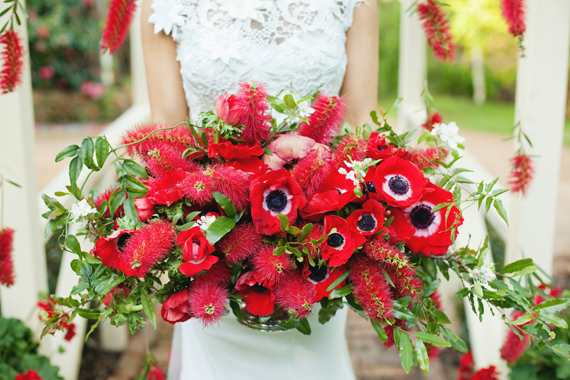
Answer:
[149,0,363,122]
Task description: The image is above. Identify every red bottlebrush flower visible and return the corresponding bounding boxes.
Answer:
[383,319,407,349]
[121,220,176,277]
[249,169,305,235]
[215,91,246,125]
[122,123,198,157]
[417,0,456,61]
[212,165,252,211]
[102,284,131,307]
[147,170,186,206]
[15,370,42,380]
[235,271,276,317]
[297,94,347,145]
[403,147,448,171]
[388,183,463,257]
[147,365,166,380]
[422,112,443,131]
[366,132,406,160]
[458,351,475,380]
[329,135,367,172]
[274,270,317,319]
[101,0,136,54]
[508,153,534,195]
[472,367,499,380]
[346,199,387,237]
[0,228,15,287]
[349,256,394,323]
[208,141,264,161]
[251,245,294,282]
[64,323,76,341]
[161,289,192,324]
[373,156,428,207]
[180,170,215,206]
[142,140,199,178]
[216,223,264,264]
[193,260,232,287]
[300,171,356,221]
[134,196,155,222]
[91,229,138,271]
[302,262,348,302]
[177,227,217,277]
[0,30,24,94]
[500,310,531,363]
[235,80,272,145]
[188,281,228,326]
[291,150,332,196]
[322,215,367,267]
[500,0,526,38]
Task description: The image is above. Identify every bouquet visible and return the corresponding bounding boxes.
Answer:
[41,80,570,374]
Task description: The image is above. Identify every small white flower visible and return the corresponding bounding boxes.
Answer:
[469,256,497,290]
[71,199,97,222]
[196,215,217,231]
[432,122,465,150]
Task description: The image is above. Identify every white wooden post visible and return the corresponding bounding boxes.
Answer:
[505,0,570,274]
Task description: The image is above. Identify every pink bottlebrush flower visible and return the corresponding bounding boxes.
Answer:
[216,223,264,264]
[188,281,228,326]
[193,260,232,287]
[500,0,526,38]
[403,147,448,171]
[349,256,394,323]
[291,151,332,196]
[101,0,137,54]
[122,123,198,156]
[211,165,251,211]
[329,135,367,172]
[251,245,294,282]
[0,228,15,287]
[142,140,200,178]
[0,30,24,94]
[417,0,456,61]
[274,270,317,319]
[500,310,531,363]
[121,220,176,277]
[297,94,347,145]
[235,80,272,145]
[180,171,215,206]
[509,153,534,195]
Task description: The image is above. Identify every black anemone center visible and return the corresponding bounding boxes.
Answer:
[358,214,376,232]
[332,188,344,195]
[251,284,269,294]
[377,145,386,152]
[266,190,288,212]
[388,175,410,195]
[308,265,328,283]
[410,204,435,229]
[366,182,377,194]
[327,232,345,248]
[283,159,299,171]
[116,233,132,253]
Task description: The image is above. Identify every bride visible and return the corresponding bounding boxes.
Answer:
[140,0,378,379]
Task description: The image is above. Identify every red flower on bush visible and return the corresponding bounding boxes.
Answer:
[300,171,356,221]
[297,94,346,145]
[15,370,42,380]
[374,156,428,207]
[366,132,405,160]
[0,30,24,94]
[0,228,15,287]
[388,183,463,257]
[215,91,246,125]
[101,0,136,53]
[417,0,456,61]
[500,0,526,38]
[161,289,193,324]
[422,112,443,131]
[508,153,533,195]
[346,199,386,237]
[302,263,348,302]
[177,227,217,277]
[322,215,367,267]
[235,80,272,145]
[235,271,276,317]
[249,169,305,235]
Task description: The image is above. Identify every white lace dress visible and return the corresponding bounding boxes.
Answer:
[148,1,363,378]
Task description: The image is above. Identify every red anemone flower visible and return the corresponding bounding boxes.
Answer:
[208,141,264,161]
[147,170,186,206]
[250,169,305,235]
[388,183,463,257]
[91,229,137,271]
[177,227,217,277]
[322,215,367,267]
[300,171,356,221]
[224,156,267,177]
[161,289,193,324]
[346,199,387,237]
[373,156,428,207]
[366,132,406,160]
[302,263,348,302]
[235,271,276,317]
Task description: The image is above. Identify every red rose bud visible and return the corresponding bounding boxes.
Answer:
[0,30,24,94]
[346,199,386,237]
[235,271,276,317]
[161,289,193,324]
[302,262,348,302]
[134,196,155,222]
[349,256,394,323]
[177,227,218,277]
[217,223,264,264]
[15,370,42,380]
[91,229,138,271]
[249,169,305,235]
[388,183,463,257]
[366,132,406,160]
[188,281,228,326]
[373,156,429,208]
[274,270,317,319]
[251,245,293,282]
[321,215,367,267]
[500,0,526,38]
[0,228,15,287]
[235,80,272,145]
[215,91,246,125]
[417,0,456,61]
[297,94,346,145]
[102,284,131,307]
[101,0,136,53]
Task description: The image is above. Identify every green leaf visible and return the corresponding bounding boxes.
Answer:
[123,197,142,226]
[485,177,499,192]
[394,327,414,373]
[77,308,101,319]
[205,216,236,245]
[109,190,127,217]
[140,288,156,329]
[277,214,289,232]
[283,93,296,108]
[415,332,451,347]
[213,191,236,218]
[122,159,149,180]
[297,223,313,242]
[510,313,533,325]
[441,327,468,353]
[81,138,97,171]
[383,97,403,117]
[318,300,344,324]
[55,144,79,162]
[493,199,509,227]
[434,310,451,324]
[185,211,201,223]
[42,194,67,212]
[533,298,570,314]
[69,156,83,197]
[65,235,81,255]
[415,339,429,374]
[295,318,311,335]
[230,301,244,320]
[123,175,148,198]
[500,258,534,275]
[539,312,568,329]
[326,270,350,292]
[371,321,388,342]
[95,137,111,168]
[328,284,353,299]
